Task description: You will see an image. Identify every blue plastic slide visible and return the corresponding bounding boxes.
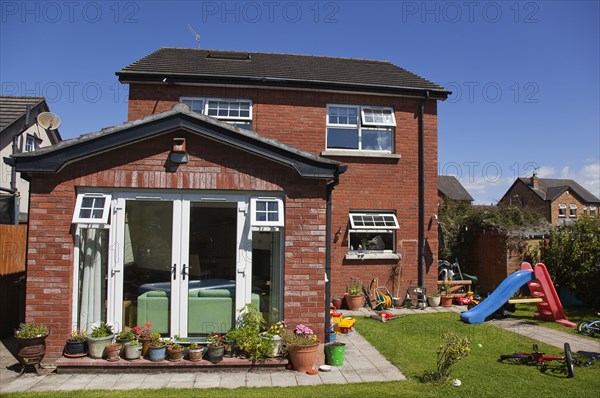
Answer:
[460,270,535,324]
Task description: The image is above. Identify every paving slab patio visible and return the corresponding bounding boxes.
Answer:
[0,329,406,393]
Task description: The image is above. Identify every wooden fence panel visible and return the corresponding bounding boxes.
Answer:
[0,224,27,275]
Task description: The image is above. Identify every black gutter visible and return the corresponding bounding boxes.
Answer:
[117,73,450,100]
[417,91,430,290]
[324,165,346,340]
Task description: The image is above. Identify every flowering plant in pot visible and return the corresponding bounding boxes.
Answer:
[206,332,225,363]
[282,324,319,373]
[345,277,364,311]
[225,303,274,363]
[15,321,50,371]
[131,323,153,357]
[64,329,87,357]
[87,322,114,359]
[260,320,285,357]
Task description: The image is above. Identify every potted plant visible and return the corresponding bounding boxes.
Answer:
[345,277,364,311]
[131,323,153,357]
[188,342,204,362]
[124,340,142,361]
[105,343,122,362]
[427,289,442,307]
[87,322,114,359]
[441,279,454,307]
[115,329,136,356]
[259,320,285,357]
[15,321,50,373]
[147,332,166,362]
[225,303,275,363]
[167,342,185,362]
[331,297,343,309]
[64,329,87,357]
[282,324,319,373]
[206,332,225,363]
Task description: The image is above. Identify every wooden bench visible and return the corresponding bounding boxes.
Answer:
[437,280,472,296]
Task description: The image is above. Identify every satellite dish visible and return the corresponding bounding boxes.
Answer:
[37,112,62,130]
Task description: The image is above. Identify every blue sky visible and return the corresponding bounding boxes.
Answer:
[1,0,599,203]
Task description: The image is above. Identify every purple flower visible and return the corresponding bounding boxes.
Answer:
[294,324,314,336]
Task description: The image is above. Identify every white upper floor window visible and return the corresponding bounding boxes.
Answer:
[250,197,284,228]
[326,105,395,152]
[569,204,577,218]
[181,97,252,130]
[558,203,567,217]
[72,193,112,224]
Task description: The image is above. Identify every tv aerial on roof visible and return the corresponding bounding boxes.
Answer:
[36,112,62,130]
[187,24,201,48]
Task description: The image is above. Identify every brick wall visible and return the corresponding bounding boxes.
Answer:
[127,83,440,303]
[498,179,549,220]
[26,131,328,358]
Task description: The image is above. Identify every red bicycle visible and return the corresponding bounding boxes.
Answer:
[499,343,575,378]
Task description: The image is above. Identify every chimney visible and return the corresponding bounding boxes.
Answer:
[531,172,539,188]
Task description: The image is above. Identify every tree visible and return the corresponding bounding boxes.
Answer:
[542,216,600,307]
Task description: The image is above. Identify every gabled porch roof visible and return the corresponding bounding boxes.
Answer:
[7,105,344,180]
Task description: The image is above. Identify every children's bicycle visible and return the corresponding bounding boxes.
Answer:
[577,315,600,337]
[499,343,581,378]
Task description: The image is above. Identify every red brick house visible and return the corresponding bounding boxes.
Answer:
[499,175,599,225]
[9,48,448,358]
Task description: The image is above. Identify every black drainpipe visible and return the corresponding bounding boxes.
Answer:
[418,91,430,289]
[324,165,346,339]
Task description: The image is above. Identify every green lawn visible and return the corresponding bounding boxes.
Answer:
[4,313,599,398]
[512,304,599,340]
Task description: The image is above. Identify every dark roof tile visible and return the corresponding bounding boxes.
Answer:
[438,175,474,202]
[117,48,448,97]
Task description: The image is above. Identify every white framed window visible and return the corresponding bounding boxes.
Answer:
[348,212,399,253]
[326,105,394,152]
[251,197,284,227]
[24,135,40,152]
[569,204,577,218]
[590,206,597,217]
[72,193,112,224]
[180,97,253,130]
[558,203,567,217]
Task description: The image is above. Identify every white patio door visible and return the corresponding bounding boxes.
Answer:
[112,192,252,337]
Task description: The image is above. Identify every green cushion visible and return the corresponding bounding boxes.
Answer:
[197,289,232,297]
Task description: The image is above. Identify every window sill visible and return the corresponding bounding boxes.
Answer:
[320,150,401,159]
[345,252,400,260]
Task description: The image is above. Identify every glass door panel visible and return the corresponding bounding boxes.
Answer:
[122,200,173,336]
[186,203,237,336]
[251,230,282,324]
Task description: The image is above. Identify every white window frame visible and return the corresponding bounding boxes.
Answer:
[24,134,40,152]
[72,193,112,224]
[251,197,284,228]
[558,203,567,218]
[569,204,577,218]
[361,107,396,127]
[348,212,399,254]
[326,104,395,152]
[590,206,597,217]
[205,98,253,121]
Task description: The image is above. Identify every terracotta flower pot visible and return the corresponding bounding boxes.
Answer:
[288,343,319,372]
[345,294,364,311]
[105,343,122,362]
[441,295,454,307]
[167,346,185,362]
[188,347,204,362]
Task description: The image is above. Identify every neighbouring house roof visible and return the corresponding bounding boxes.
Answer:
[0,96,62,143]
[8,104,344,180]
[438,176,474,202]
[116,48,449,99]
[512,177,600,204]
